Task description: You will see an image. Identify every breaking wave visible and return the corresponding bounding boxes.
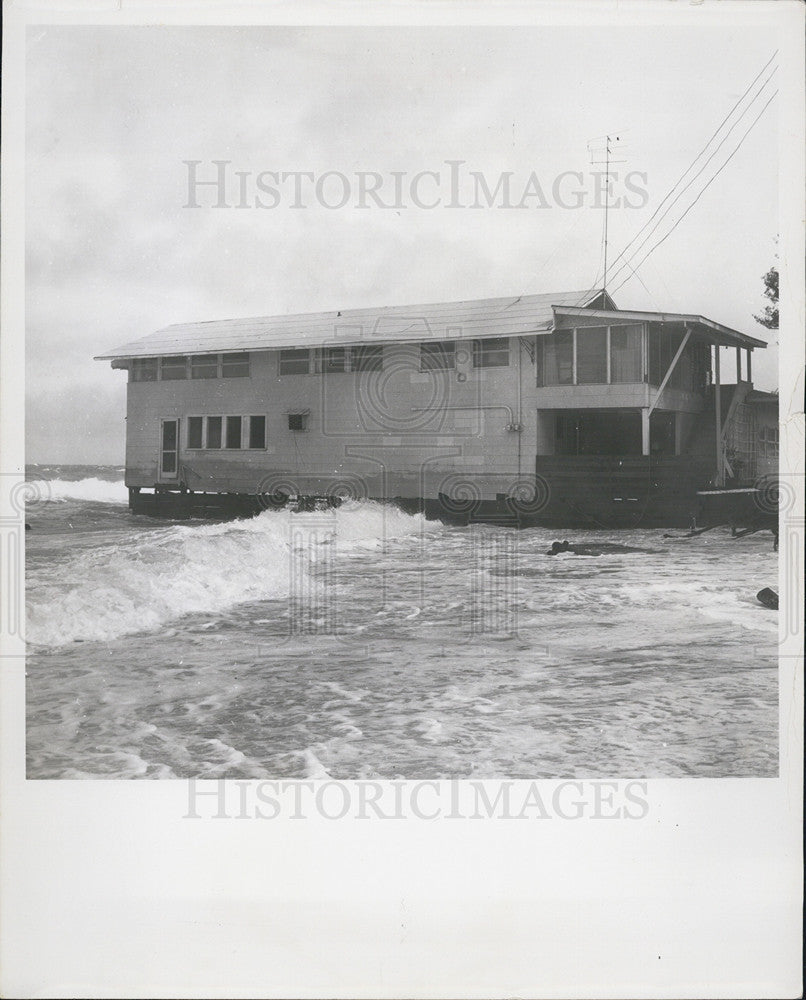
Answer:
[34,477,129,505]
[26,501,430,647]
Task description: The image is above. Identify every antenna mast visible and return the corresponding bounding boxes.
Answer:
[603,135,610,296]
[588,133,627,297]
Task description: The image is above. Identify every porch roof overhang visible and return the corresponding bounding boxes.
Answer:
[552,306,768,350]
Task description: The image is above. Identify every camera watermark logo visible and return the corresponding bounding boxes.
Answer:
[752,473,801,645]
[434,473,551,637]
[318,319,484,440]
[469,523,519,636]
[753,472,796,519]
[1,475,52,646]
[255,472,367,639]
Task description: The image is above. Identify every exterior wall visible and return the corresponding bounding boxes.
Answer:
[751,400,779,480]
[535,383,649,409]
[677,410,705,456]
[124,339,542,501]
[121,330,747,501]
[654,385,706,414]
[535,410,556,456]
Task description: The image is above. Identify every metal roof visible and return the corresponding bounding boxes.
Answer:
[746,389,779,404]
[95,288,611,360]
[553,305,768,350]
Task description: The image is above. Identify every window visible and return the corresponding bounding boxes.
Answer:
[542,332,573,385]
[186,415,261,449]
[288,413,308,431]
[419,341,456,371]
[132,358,158,382]
[191,355,218,379]
[759,424,779,460]
[320,347,348,373]
[248,415,266,449]
[160,356,188,380]
[206,416,222,449]
[278,349,310,375]
[576,327,607,384]
[225,416,242,449]
[472,338,509,368]
[353,345,384,372]
[222,353,250,378]
[279,350,309,375]
[609,324,643,383]
[188,416,204,449]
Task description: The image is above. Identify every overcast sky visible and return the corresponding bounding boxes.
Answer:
[25,23,779,464]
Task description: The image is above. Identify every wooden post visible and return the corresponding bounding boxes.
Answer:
[735,347,742,383]
[641,408,650,456]
[747,349,752,384]
[714,345,722,485]
[641,323,648,382]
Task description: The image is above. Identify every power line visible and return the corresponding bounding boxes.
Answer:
[606,50,776,281]
[607,64,778,289]
[604,50,778,285]
[618,255,660,307]
[609,89,778,296]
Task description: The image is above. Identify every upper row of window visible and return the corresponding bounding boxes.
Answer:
[130,330,713,389]
[278,339,510,374]
[132,353,250,381]
[131,339,514,382]
[538,324,711,391]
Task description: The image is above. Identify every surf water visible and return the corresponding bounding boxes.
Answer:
[24,465,778,779]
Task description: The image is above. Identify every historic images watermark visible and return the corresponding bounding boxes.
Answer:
[183,777,651,821]
[253,469,530,643]
[0,475,52,651]
[182,159,649,211]
[754,473,802,646]
[252,321,550,642]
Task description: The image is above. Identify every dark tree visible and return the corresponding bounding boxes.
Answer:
[754,265,778,330]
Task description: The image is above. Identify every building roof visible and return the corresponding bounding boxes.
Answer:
[95,288,613,360]
[553,306,768,350]
[746,389,779,404]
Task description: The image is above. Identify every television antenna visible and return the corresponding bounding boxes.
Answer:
[587,133,628,296]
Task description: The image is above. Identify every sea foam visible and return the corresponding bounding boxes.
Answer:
[36,477,130,505]
[26,501,429,647]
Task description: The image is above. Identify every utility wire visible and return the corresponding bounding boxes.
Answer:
[619,255,659,307]
[605,50,778,285]
[609,89,778,296]
[607,64,778,289]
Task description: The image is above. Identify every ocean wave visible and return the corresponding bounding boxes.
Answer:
[32,477,129,505]
[26,501,429,647]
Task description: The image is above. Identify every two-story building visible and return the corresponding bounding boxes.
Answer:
[96,287,774,527]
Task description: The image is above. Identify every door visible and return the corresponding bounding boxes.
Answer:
[159,419,179,481]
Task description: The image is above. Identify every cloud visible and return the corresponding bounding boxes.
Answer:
[24,24,780,462]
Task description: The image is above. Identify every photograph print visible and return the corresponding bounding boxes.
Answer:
[22,16,789,782]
